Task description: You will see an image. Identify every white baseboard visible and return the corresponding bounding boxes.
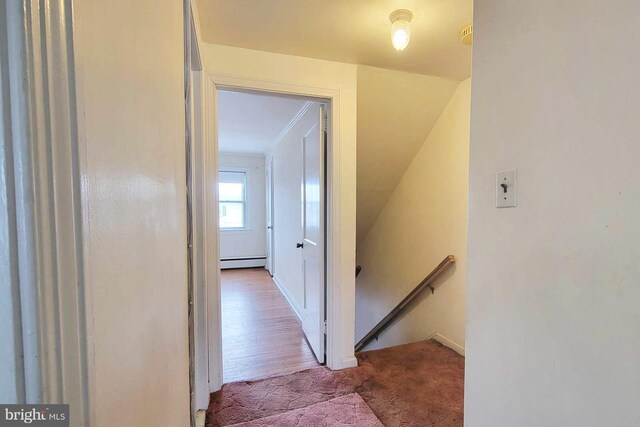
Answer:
[195,410,206,427]
[272,274,304,322]
[221,258,266,269]
[428,332,465,356]
[339,355,358,369]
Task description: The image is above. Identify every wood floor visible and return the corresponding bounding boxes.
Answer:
[221,268,320,383]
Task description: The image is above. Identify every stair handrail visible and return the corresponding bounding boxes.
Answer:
[354,255,455,353]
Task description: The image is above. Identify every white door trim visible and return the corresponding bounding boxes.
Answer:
[265,157,274,275]
[2,0,93,424]
[203,74,357,382]
[204,76,223,392]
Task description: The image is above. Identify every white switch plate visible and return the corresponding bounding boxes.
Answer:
[496,169,517,208]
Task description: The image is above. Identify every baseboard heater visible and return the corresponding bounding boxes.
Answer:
[220,256,267,269]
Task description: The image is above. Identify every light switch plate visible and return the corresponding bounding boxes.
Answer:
[496,169,517,208]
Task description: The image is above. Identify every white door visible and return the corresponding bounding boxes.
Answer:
[265,158,274,275]
[299,104,326,363]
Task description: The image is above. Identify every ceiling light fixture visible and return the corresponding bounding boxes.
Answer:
[389,9,413,51]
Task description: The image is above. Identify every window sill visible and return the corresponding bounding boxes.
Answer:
[220,228,252,235]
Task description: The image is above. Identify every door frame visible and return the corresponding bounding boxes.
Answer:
[1,0,92,423]
[265,157,274,276]
[203,74,353,392]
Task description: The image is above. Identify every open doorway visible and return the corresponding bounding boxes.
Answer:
[196,70,358,401]
[216,89,328,383]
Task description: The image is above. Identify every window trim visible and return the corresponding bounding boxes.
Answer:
[218,169,248,231]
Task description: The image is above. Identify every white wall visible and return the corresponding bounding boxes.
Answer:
[356,79,470,353]
[355,65,459,244]
[219,153,266,267]
[74,0,190,425]
[202,43,358,369]
[467,1,640,426]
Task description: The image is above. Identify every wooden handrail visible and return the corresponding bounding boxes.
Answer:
[354,255,455,353]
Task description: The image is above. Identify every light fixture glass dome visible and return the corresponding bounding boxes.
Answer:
[389,9,413,51]
[391,20,410,50]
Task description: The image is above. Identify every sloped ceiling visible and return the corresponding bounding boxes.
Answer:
[196,0,472,80]
[194,1,471,245]
[356,66,459,243]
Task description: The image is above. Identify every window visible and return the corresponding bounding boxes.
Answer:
[219,171,247,229]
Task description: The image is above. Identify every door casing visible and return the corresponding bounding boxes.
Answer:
[201,74,355,392]
[265,157,274,276]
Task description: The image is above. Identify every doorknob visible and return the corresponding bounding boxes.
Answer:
[296,242,304,248]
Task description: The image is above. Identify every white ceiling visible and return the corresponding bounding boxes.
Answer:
[217,90,308,154]
[196,0,473,80]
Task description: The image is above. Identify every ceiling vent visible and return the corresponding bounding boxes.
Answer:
[460,24,473,45]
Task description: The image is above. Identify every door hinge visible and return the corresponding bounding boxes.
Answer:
[321,104,328,133]
[323,320,327,335]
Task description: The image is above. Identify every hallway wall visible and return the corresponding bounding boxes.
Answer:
[356,79,470,353]
[355,66,459,244]
[73,0,190,425]
[467,1,640,425]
